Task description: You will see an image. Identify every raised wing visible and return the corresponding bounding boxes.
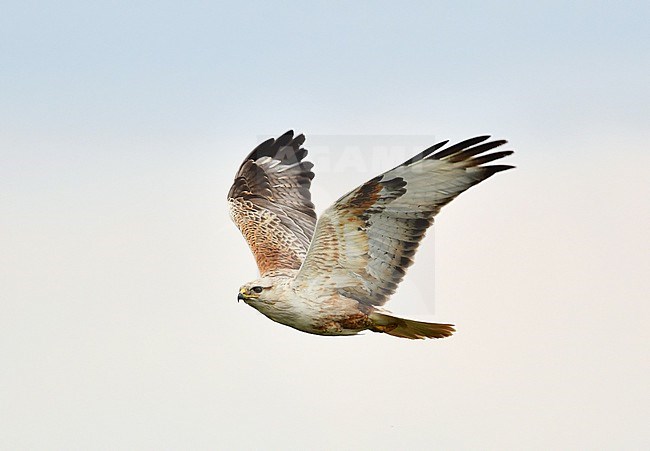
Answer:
[228,131,316,276]
[294,136,513,306]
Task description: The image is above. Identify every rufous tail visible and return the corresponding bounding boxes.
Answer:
[369,312,455,340]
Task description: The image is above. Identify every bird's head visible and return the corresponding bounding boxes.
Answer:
[237,275,296,324]
[237,277,277,306]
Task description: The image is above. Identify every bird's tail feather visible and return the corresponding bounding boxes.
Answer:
[369,312,455,340]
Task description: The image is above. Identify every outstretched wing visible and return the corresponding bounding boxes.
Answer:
[295,136,514,306]
[228,131,317,276]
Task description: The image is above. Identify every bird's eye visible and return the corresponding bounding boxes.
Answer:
[251,286,263,294]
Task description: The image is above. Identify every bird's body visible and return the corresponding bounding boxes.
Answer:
[239,272,369,336]
[228,131,513,339]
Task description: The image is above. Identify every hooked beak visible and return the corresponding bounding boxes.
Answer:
[237,292,246,302]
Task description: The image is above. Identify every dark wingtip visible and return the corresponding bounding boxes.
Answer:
[463,135,492,145]
[430,135,492,160]
[484,164,516,176]
[243,130,306,163]
[293,133,306,148]
[402,140,449,166]
[275,130,294,147]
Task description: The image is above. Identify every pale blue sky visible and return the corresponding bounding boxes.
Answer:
[2,1,649,450]
[3,1,648,139]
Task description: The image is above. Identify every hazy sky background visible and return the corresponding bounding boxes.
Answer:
[2,1,649,449]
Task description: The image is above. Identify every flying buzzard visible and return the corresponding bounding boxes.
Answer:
[228,131,513,339]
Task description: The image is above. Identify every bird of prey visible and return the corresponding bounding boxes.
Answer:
[228,131,513,339]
